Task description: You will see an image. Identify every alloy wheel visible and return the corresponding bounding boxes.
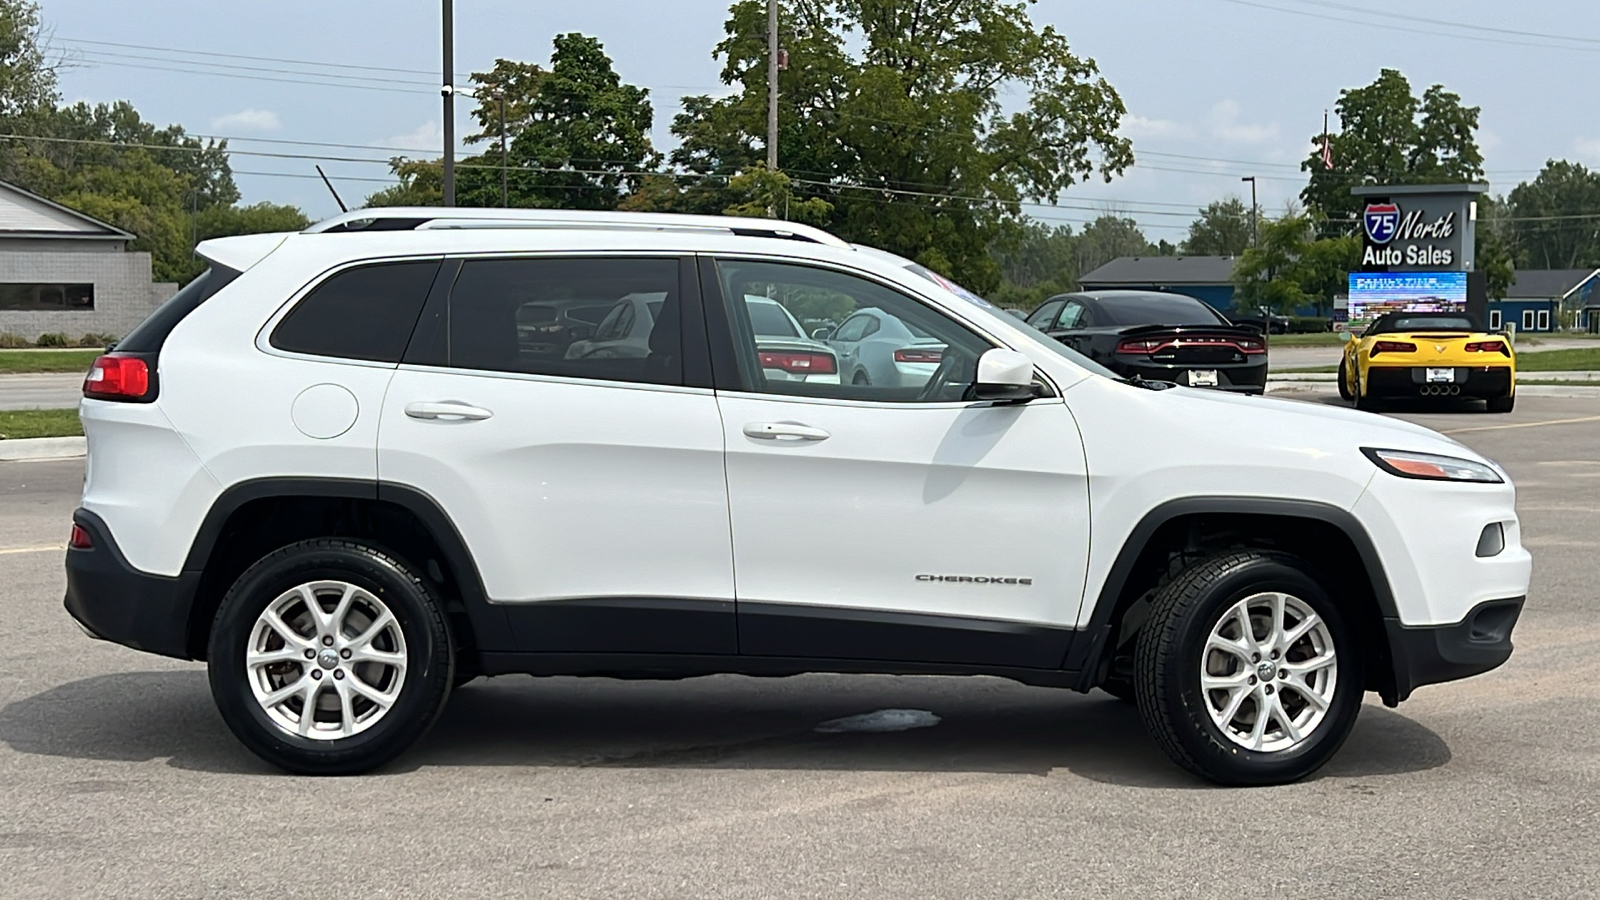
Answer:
[245,580,409,740]
[1199,591,1338,752]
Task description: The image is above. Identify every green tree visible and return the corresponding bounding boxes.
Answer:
[371,35,659,210]
[195,201,310,242]
[1473,193,1515,300]
[721,165,833,224]
[1302,69,1484,222]
[988,219,1079,309]
[655,0,1133,292]
[0,0,53,118]
[1234,215,1361,316]
[1503,160,1600,270]
[1181,197,1253,256]
[1073,214,1155,277]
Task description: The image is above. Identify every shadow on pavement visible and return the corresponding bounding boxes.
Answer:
[0,670,1450,785]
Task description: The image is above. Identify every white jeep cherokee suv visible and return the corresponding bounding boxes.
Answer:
[64,209,1530,785]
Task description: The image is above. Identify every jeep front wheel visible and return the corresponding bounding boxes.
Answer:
[207,539,455,775]
[1133,550,1362,786]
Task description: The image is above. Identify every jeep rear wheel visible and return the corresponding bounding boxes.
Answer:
[1133,550,1362,786]
[207,539,455,775]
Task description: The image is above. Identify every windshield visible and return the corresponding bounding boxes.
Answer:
[1371,315,1476,333]
[1097,294,1228,327]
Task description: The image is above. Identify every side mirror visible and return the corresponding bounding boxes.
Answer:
[1339,331,1354,344]
[811,327,834,340]
[973,348,1035,402]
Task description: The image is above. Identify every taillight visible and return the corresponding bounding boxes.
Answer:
[758,350,837,375]
[1116,339,1165,354]
[1237,338,1265,354]
[69,523,93,549]
[892,348,943,364]
[83,354,150,400]
[1370,341,1417,356]
[1465,341,1509,356]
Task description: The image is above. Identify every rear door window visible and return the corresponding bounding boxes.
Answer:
[271,261,441,363]
[441,257,684,386]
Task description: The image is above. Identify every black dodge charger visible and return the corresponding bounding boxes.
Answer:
[1023,290,1268,393]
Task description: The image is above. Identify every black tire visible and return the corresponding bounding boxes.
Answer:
[1132,550,1363,786]
[208,539,455,775]
[1353,373,1379,411]
[1336,359,1352,401]
[1487,393,1515,413]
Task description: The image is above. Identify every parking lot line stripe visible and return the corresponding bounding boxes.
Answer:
[0,543,64,555]
[1442,414,1600,436]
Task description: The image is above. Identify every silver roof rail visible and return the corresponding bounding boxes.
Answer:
[303,207,851,248]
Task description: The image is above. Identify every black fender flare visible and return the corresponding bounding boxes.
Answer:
[181,477,507,654]
[1065,496,1398,690]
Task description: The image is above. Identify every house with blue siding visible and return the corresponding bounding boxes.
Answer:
[1489,269,1600,333]
[1077,256,1238,312]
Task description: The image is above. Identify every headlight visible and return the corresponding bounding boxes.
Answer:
[1361,447,1503,483]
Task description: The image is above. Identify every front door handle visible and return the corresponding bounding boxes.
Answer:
[405,401,494,421]
[743,422,830,442]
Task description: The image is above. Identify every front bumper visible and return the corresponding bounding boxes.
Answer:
[1385,596,1523,703]
[63,508,199,660]
[1365,364,1513,399]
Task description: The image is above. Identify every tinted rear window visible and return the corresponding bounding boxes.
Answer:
[1096,294,1226,327]
[271,261,440,363]
[747,301,800,337]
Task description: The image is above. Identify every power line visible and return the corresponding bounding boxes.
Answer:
[1221,0,1600,54]
[1267,0,1600,47]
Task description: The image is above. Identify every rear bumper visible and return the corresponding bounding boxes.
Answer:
[1365,365,1513,399]
[1385,596,1523,703]
[63,508,198,660]
[1110,359,1268,393]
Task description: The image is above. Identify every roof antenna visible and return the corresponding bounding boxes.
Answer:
[315,165,348,213]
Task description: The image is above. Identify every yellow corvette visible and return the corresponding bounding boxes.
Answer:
[1338,311,1516,413]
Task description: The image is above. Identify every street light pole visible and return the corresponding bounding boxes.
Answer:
[766,0,778,171]
[1241,175,1257,248]
[442,0,455,206]
[1241,175,1263,344]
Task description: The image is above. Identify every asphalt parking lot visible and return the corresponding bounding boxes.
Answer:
[2,392,1597,899]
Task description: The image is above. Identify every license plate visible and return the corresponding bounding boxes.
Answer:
[1426,367,1454,383]
[1188,370,1218,387]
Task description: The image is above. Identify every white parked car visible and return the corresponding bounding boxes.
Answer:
[66,208,1530,785]
[743,295,840,385]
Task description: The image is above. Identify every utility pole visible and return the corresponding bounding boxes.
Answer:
[442,0,456,206]
[766,0,778,171]
[499,89,508,207]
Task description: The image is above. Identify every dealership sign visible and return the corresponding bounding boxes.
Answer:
[1352,184,1483,273]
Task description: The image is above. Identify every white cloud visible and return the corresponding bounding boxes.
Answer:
[1122,114,1195,141]
[211,108,281,132]
[1206,100,1278,145]
[378,121,444,154]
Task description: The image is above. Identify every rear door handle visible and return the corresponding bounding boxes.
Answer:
[405,401,494,421]
[742,422,830,442]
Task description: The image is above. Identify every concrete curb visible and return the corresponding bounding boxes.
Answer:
[0,436,86,461]
[1265,381,1600,398]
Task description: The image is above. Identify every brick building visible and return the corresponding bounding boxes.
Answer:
[0,180,176,342]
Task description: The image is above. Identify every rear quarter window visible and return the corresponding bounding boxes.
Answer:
[270,261,441,363]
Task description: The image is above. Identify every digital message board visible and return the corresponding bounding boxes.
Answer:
[1347,271,1467,328]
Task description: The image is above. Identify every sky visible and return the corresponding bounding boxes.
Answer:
[38,0,1600,240]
